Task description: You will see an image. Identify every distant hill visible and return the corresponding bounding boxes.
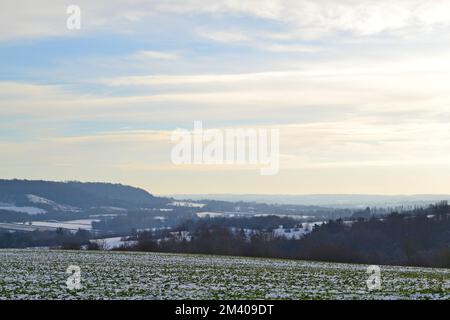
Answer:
[0,179,167,213]
[171,194,450,208]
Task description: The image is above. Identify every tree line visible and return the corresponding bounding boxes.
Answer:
[125,202,450,268]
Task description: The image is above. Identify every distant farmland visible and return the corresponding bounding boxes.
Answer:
[0,250,448,299]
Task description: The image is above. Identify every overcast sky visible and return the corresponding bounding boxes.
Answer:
[1,0,450,195]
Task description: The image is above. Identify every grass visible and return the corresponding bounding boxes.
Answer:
[0,249,448,299]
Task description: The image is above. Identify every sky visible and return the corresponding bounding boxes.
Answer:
[1,0,450,195]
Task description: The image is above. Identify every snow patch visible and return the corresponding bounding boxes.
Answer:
[90,237,136,249]
[26,194,80,212]
[0,204,46,215]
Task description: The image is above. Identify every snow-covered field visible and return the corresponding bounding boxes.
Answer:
[0,194,81,215]
[0,204,46,215]
[0,250,448,300]
[0,219,100,232]
[196,211,228,218]
[26,194,80,212]
[27,219,99,231]
[272,222,325,240]
[89,237,137,249]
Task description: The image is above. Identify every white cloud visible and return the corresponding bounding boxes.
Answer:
[3,49,450,122]
[130,50,180,61]
[98,71,296,86]
[0,82,65,98]
[3,1,450,41]
[197,30,250,43]
[196,29,323,53]
[155,0,450,39]
[264,44,322,53]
